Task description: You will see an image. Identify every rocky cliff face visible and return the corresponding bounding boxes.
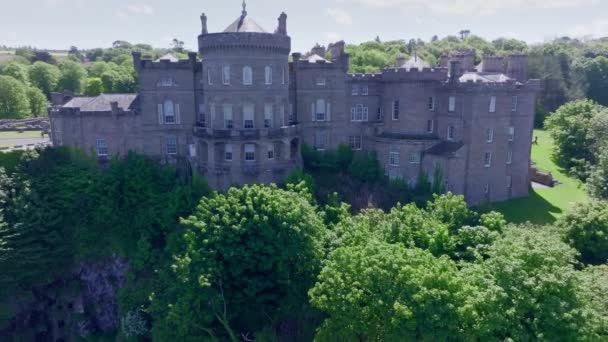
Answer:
[0,255,128,341]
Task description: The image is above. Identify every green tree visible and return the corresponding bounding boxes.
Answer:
[557,201,608,265]
[150,184,325,340]
[84,77,104,96]
[26,86,48,117]
[309,241,465,341]
[101,67,136,93]
[581,56,608,106]
[426,193,476,234]
[0,75,30,119]
[587,149,608,200]
[0,62,29,83]
[28,61,60,97]
[58,60,87,94]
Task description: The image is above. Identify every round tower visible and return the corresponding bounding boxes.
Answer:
[195,3,298,189]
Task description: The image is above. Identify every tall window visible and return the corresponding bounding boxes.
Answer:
[351,105,368,121]
[507,150,513,165]
[264,103,273,128]
[448,96,456,112]
[511,96,518,112]
[243,66,253,85]
[198,104,206,127]
[243,104,255,129]
[484,152,493,167]
[409,152,421,164]
[166,136,177,155]
[427,120,434,133]
[163,100,176,124]
[447,125,455,141]
[489,96,497,113]
[486,128,494,143]
[223,104,233,129]
[349,136,362,150]
[267,144,275,160]
[96,138,108,156]
[361,85,369,96]
[392,100,400,120]
[222,65,230,85]
[428,97,435,111]
[282,67,286,85]
[352,85,359,96]
[314,132,328,150]
[265,66,272,85]
[225,144,233,161]
[314,99,326,121]
[377,107,384,121]
[244,144,256,161]
[508,126,515,142]
[389,146,400,166]
[507,176,513,189]
[207,67,212,85]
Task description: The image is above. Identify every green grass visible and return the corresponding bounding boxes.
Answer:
[485,130,589,225]
[0,130,44,139]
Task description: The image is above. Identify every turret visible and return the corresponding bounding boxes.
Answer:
[201,13,208,35]
[276,12,287,35]
[507,54,528,83]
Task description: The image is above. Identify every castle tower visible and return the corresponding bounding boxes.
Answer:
[506,54,528,83]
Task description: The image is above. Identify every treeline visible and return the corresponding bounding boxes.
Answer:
[0,147,606,340]
[0,41,185,119]
[346,35,608,127]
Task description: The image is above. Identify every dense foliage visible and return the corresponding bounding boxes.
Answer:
[558,201,608,265]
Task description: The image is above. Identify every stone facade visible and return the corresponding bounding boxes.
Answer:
[49,5,541,206]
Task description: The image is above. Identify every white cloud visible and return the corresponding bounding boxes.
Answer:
[568,19,608,38]
[326,8,352,25]
[127,4,154,15]
[342,0,598,15]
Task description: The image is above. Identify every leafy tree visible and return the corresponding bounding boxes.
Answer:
[86,61,111,78]
[557,201,608,264]
[0,75,30,118]
[58,60,87,94]
[309,241,465,341]
[28,61,60,97]
[112,40,133,49]
[14,47,34,62]
[26,86,48,117]
[347,151,381,183]
[579,265,608,336]
[460,225,600,340]
[0,62,29,83]
[101,67,136,93]
[587,150,608,200]
[581,56,608,106]
[150,184,325,340]
[426,193,476,234]
[84,77,104,96]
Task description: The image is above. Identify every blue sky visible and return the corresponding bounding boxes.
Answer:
[1,0,607,52]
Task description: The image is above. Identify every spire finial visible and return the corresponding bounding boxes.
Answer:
[242,0,247,17]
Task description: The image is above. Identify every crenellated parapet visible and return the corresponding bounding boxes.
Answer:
[198,32,291,54]
[133,52,199,71]
[346,73,383,82]
[447,78,541,92]
[381,67,448,82]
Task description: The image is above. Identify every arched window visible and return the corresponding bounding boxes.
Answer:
[265,66,272,85]
[243,66,253,85]
[163,99,175,124]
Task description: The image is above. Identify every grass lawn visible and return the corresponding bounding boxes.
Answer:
[0,131,44,140]
[484,129,589,225]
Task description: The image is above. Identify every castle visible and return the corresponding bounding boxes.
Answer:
[49,3,541,205]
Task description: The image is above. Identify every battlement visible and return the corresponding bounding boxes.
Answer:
[381,67,447,82]
[452,78,541,92]
[133,52,199,71]
[198,32,291,54]
[346,73,383,81]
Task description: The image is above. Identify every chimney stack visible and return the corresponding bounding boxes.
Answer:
[449,61,462,82]
[276,12,287,35]
[201,13,208,35]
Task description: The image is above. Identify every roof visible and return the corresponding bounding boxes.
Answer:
[223,15,266,33]
[63,94,138,112]
[155,53,179,62]
[401,56,430,70]
[426,141,464,156]
[305,54,330,63]
[459,72,512,83]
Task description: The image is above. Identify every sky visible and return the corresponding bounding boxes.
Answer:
[1,0,608,53]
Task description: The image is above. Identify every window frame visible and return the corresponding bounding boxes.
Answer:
[242,66,253,85]
[361,85,369,96]
[448,96,456,113]
[267,144,275,160]
[392,100,400,120]
[511,96,518,112]
[95,138,108,156]
[489,96,497,113]
[243,103,255,129]
[428,96,435,111]
[166,136,178,155]
[163,100,176,124]
[447,125,455,141]
[486,128,494,143]
[389,151,400,167]
[484,152,493,168]
[314,132,328,151]
[244,144,256,161]
[265,66,272,85]
[409,152,421,164]
[225,144,233,161]
[508,126,515,142]
[222,65,230,85]
[507,150,513,165]
[315,99,326,122]
[351,84,359,96]
[427,119,434,134]
[349,135,362,150]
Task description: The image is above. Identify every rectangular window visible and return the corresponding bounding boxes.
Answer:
[507,150,513,165]
[316,77,326,86]
[264,103,273,128]
[166,136,177,155]
[265,66,272,85]
[314,132,328,150]
[447,126,455,141]
[363,106,368,121]
[377,107,384,121]
[486,128,494,143]
[507,176,513,189]
[315,100,326,122]
[158,77,174,87]
[352,85,359,96]
[392,100,400,120]
[484,152,492,168]
[489,96,497,113]
[198,104,206,126]
[282,67,286,85]
[427,120,434,134]
[243,104,254,129]
[222,65,230,85]
[267,144,275,160]
[409,152,421,164]
[207,67,212,85]
[349,136,362,150]
[428,96,435,111]
[223,104,233,129]
[351,105,367,122]
[511,96,518,112]
[508,126,515,142]
[96,138,108,156]
[361,85,369,95]
[225,144,233,161]
[389,148,400,167]
[448,96,456,112]
[244,144,256,161]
